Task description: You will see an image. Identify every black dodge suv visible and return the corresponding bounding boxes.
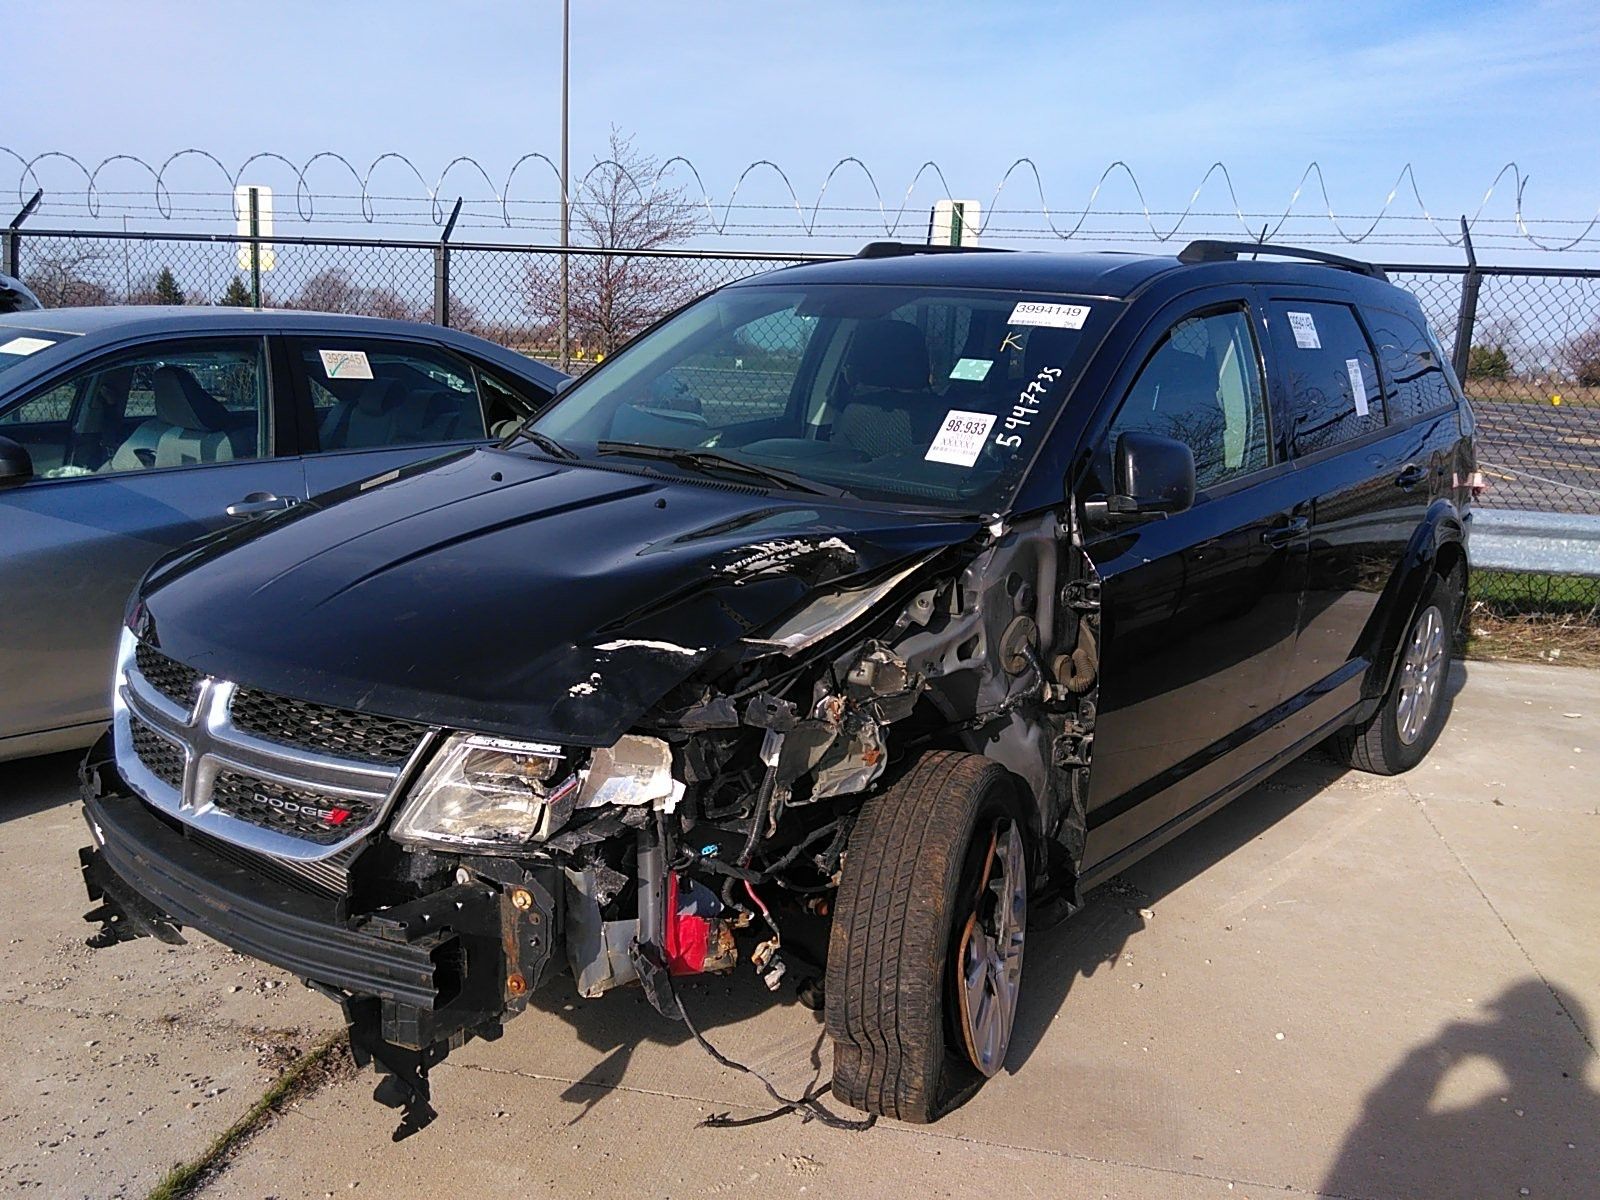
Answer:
[79,240,1474,1128]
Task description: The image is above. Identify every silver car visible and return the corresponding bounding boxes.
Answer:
[0,306,565,761]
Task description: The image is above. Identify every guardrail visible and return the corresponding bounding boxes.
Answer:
[1472,509,1600,578]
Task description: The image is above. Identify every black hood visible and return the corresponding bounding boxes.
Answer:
[138,447,980,745]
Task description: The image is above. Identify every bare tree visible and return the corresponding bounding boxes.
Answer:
[25,250,113,307]
[526,129,705,357]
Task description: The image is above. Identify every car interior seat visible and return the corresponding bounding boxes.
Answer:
[319,378,408,449]
[108,365,254,471]
[833,319,934,458]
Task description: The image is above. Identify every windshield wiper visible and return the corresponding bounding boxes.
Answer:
[505,426,578,459]
[594,441,847,498]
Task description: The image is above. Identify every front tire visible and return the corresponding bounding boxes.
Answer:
[1331,571,1460,775]
[826,750,1030,1122]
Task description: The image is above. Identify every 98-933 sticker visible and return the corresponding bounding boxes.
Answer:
[925,410,997,466]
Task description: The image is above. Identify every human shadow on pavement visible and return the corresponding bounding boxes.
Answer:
[1320,980,1600,1200]
[0,749,82,826]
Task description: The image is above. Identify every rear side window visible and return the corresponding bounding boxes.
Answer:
[1267,301,1384,457]
[1364,308,1456,423]
[294,339,487,452]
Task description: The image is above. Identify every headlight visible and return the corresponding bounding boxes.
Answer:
[391,734,578,853]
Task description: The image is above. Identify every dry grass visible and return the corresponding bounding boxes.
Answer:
[1465,607,1600,669]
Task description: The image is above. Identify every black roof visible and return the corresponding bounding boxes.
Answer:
[730,242,1399,301]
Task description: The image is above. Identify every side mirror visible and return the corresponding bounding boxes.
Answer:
[0,436,33,488]
[1085,431,1195,523]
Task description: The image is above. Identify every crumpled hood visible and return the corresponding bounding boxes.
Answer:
[138,447,979,745]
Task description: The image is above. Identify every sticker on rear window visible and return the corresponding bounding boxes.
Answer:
[1346,357,1369,416]
[925,410,997,467]
[0,335,54,356]
[318,348,373,379]
[949,357,993,382]
[1287,311,1321,350]
[1008,301,1090,329]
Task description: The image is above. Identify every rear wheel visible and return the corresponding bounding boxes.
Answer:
[826,750,1030,1122]
[1331,571,1460,775]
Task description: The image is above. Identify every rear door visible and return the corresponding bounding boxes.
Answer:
[1264,296,1430,729]
[1079,294,1306,866]
[284,336,535,496]
[0,335,303,749]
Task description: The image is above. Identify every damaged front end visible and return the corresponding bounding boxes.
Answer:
[79,508,1104,1135]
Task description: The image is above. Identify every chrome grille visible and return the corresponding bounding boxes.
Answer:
[134,642,203,709]
[230,687,427,765]
[130,720,185,789]
[211,770,377,845]
[114,630,434,885]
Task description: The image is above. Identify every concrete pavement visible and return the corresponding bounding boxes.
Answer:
[2,658,1595,1199]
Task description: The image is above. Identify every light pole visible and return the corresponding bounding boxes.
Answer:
[558,0,571,372]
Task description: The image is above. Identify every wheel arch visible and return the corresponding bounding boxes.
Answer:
[1364,499,1469,701]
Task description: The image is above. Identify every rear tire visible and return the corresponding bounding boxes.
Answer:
[826,750,1029,1123]
[1331,571,1460,775]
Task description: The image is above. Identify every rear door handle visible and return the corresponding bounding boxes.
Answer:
[1262,514,1310,547]
[226,492,298,519]
[1394,463,1428,489]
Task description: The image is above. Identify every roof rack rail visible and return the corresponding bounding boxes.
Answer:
[855,241,1012,259]
[1177,240,1388,282]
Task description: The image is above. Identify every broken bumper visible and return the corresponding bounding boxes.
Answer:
[80,787,556,1044]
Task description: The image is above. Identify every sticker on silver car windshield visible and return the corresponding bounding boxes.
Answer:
[0,335,55,356]
[926,410,998,466]
[318,348,374,379]
[1008,301,1091,329]
[1287,311,1321,350]
[948,357,993,382]
[1345,357,1369,416]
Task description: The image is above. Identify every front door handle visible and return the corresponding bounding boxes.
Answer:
[1262,514,1310,547]
[1394,463,1428,490]
[226,492,298,519]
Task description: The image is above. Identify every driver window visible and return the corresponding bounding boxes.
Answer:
[1107,308,1269,492]
[2,340,267,481]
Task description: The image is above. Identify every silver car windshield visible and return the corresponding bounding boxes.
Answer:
[0,329,76,378]
[530,284,1117,509]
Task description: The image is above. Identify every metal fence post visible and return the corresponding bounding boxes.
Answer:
[433,197,463,327]
[1451,215,1481,383]
[3,189,43,278]
[247,187,262,308]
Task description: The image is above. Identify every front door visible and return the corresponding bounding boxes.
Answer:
[1078,300,1305,867]
[0,336,303,750]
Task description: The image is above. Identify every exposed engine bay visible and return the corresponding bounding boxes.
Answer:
[80,509,1102,1136]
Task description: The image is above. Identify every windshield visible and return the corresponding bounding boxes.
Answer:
[530,283,1118,510]
[0,329,76,378]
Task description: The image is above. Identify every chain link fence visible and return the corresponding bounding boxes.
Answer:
[7,229,1597,618]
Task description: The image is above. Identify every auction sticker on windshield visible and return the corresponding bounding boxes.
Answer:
[0,336,54,356]
[318,348,374,379]
[1008,301,1091,329]
[926,410,997,466]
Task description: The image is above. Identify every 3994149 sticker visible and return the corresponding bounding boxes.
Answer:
[1008,301,1091,329]
[318,348,374,379]
[1286,311,1321,350]
[925,410,997,467]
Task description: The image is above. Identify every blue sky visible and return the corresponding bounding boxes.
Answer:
[8,0,1599,258]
